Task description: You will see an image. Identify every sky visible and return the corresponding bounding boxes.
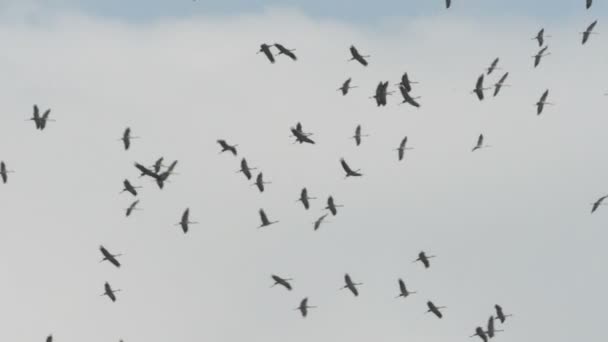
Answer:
[0,1,607,342]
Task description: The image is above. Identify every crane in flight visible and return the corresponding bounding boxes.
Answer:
[351,125,369,146]
[581,20,598,45]
[470,327,488,342]
[472,134,490,152]
[46,335,53,342]
[493,72,510,97]
[217,139,238,156]
[338,78,357,95]
[120,127,139,151]
[340,158,362,178]
[258,209,278,228]
[258,43,275,63]
[295,297,316,318]
[125,200,141,217]
[396,136,414,161]
[532,28,550,47]
[121,179,141,196]
[426,301,446,318]
[395,279,416,298]
[398,85,421,108]
[237,158,256,180]
[28,105,54,130]
[536,89,553,115]
[349,45,369,66]
[414,251,436,268]
[341,274,362,297]
[533,46,550,68]
[486,316,502,338]
[99,245,122,268]
[591,195,608,213]
[297,187,316,210]
[371,81,391,106]
[274,43,297,61]
[0,161,14,184]
[486,58,500,75]
[290,122,315,144]
[446,0,452,9]
[587,0,593,9]
[254,173,271,192]
[271,275,293,291]
[494,304,512,323]
[472,74,490,101]
[325,196,343,216]
[396,72,418,93]
[313,213,329,231]
[176,208,198,233]
[101,282,121,302]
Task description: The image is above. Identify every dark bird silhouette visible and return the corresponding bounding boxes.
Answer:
[470,327,488,342]
[29,105,53,130]
[121,179,141,196]
[99,245,122,268]
[398,85,421,108]
[486,57,500,75]
[152,157,165,174]
[414,251,435,268]
[472,134,489,152]
[494,304,512,323]
[396,136,414,161]
[121,127,139,150]
[396,72,418,93]
[258,43,275,63]
[156,160,178,189]
[587,0,593,9]
[254,172,271,192]
[338,77,357,95]
[532,28,550,47]
[258,209,278,228]
[533,46,550,68]
[371,81,391,106]
[135,162,158,179]
[341,274,362,296]
[125,200,140,217]
[340,158,362,178]
[290,123,315,144]
[472,74,489,101]
[313,213,329,231]
[297,187,315,210]
[46,335,53,342]
[274,43,297,60]
[351,124,368,146]
[102,282,121,302]
[271,275,293,291]
[592,195,608,213]
[325,196,343,216]
[217,139,238,156]
[396,279,417,298]
[426,301,446,318]
[0,161,14,184]
[349,45,370,66]
[582,20,598,45]
[296,297,316,318]
[536,89,552,115]
[493,72,510,97]
[29,104,41,129]
[176,208,198,233]
[486,316,503,338]
[237,158,256,180]
[39,108,53,130]
[446,0,452,9]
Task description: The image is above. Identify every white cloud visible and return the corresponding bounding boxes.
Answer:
[0,5,606,342]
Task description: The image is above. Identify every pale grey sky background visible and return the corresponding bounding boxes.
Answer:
[0,1,607,342]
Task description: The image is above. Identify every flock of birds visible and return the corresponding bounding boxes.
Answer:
[1,1,606,342]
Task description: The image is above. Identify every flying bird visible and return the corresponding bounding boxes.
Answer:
[274,43,297,60]
[0,161,14,184]
[396,136,414,161]
[46,335,53,342]
[349,45,370,66]
[237,158,256,180]
[121,179,141,196]
[338,78,357,95]
[152,157,165,174]
[341,274,362,297]
[486,316,502,338]
[471,134,489,152]
[135,162,158,179]
[258,209,278,228]
[372,81,391,106]
[296,297,316,318]
[398,85,421,108]
[155,160,179,189]
[176,208,198,233]
[396,279,417,298]
[101,282,121,302]
[271,275,293,291]
[99,245,122,268]
[297,187,316,210]
[29,105,53,130]
[446,0,452,9]
[120,127,139,150]
[536,89,552,115]
[582,20,598,45]
[493,72,510,97]
[486,58,500,75]
[325,196,343,216]
[494,304,512,323]
[340,158,363,178]
[533,46,550,68]
[472,74,489,101]
[313,213,329,231]
[217,139,238,156]
[587,0,593,9]
[254,173,271,192]
[258,43,275,63]
[290,123,315,144]
[351,125,368,146]
[396,72,418,93]
[125,200,140,217]
[591,195,608,213]
[426,301,446,318]
[532,28,550,47]
[414,251,435,268]
[470,327,488,342]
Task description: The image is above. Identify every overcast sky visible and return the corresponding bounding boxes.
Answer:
[0,1,607,342]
